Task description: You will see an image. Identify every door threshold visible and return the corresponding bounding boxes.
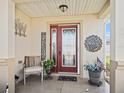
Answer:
[52,72,80,77]
[58,72,78,74]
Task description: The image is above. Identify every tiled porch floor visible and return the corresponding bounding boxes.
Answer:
[16,75,110,93]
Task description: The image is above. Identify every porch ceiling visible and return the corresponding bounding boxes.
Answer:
[15,0,108,18]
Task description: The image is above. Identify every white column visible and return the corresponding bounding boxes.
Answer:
[0,0,15,58]
[0,0,15,93]
[110,0,124,93]
[8,0,15,58]
[0,0,9,58]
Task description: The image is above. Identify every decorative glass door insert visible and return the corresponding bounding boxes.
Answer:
[51,28,57,66]
[62,28,76,67]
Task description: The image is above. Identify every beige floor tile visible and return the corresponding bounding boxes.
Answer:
[16,75,110,93]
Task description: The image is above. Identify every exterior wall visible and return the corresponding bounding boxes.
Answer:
[15,9,31,81]
[14,10,105,79]
[30,15,105,78]
[83,18,105,78]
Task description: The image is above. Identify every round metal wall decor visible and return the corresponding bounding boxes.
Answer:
[84,35,102,52]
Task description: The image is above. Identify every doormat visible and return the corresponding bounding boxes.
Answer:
[58,76,77,81]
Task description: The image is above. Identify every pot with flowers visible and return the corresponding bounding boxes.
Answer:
[84,62,104,87]
[43,59,54,79]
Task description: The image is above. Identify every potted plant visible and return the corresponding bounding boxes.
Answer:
[43,59,54,79]
[84,62,104,86]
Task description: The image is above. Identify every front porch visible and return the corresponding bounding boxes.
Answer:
[1,0,124,93]
[16,75,109,93]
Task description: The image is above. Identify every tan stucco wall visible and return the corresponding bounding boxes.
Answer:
[15,9,32,81]
[15,8,105,78]
[30,15,105,78]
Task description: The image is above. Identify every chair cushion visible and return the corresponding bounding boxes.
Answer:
[24,66,43,73]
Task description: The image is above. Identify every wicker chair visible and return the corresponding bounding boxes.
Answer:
[23,56,43,85]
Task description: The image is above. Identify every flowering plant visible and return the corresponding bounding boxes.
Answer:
[84,57,105,72]
[84,63,104,72]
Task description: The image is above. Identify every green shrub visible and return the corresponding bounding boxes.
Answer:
[43,59,54,72]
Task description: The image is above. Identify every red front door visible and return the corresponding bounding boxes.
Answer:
[50,25,77,73]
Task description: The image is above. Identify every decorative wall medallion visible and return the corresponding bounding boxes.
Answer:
[41,32,46,61]
[15,18,27,37]
[84,35,102,52]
